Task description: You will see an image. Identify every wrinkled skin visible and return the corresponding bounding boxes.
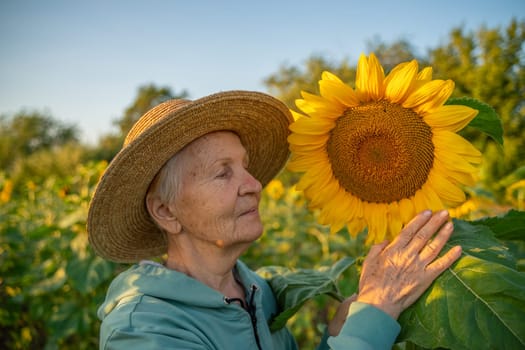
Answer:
[147,131,461,335]
[328,210,461,336]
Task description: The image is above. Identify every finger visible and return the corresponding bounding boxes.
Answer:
[366,240,389,260]
[391,210,432,248]
[406,210,450,255]
[426,245,462,276]
[419,220,454,263]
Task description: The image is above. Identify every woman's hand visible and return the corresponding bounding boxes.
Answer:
[357,209,462,320]
[328,294,357,336]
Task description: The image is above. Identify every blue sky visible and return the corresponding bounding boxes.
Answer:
[1,0,523,143]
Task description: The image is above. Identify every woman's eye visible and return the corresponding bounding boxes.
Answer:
[216,168,231,179]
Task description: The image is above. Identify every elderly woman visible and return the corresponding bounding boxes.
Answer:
[88,91,461,349]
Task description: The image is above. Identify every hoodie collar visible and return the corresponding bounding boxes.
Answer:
[98,260,259,319]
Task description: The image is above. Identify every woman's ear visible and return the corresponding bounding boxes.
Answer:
[145,194,182,234]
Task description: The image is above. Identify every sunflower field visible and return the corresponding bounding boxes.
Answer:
[1,157,524,349]
[2,20,525,350]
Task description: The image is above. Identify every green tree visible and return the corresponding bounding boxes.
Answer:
[263,39,419,109]
[92,84,188,161]
[0,111,81,185]
[365,36,423,71]
[428,19,525,197]
[0,111,79,170]
[263,55,356,108]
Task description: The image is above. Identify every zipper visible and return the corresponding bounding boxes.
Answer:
[247,284,262,350]
[224,284,262,350]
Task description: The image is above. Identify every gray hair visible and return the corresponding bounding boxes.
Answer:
[147,151,184,210]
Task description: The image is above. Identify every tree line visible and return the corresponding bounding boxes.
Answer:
[1,19,523,202]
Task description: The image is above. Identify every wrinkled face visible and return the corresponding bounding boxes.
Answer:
[171,131,263,248]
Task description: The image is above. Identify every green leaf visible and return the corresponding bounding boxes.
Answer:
[446,97,503,146]
[46,301,82,348]
[66,256,115,294]
[398,220,525,349]
[451,219,518,269]
[257,257,355,332]
[498,166,525,188]
[470,209,525,241]
[58,207,87,229]
[30,266,67,296]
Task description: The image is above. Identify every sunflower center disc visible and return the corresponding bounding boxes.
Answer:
[327,100,434,203]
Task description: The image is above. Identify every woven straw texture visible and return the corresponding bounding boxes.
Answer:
[87,91,293,262]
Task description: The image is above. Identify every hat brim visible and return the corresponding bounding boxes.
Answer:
[87,91,293,263]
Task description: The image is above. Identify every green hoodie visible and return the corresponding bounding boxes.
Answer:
[98,261,400,349]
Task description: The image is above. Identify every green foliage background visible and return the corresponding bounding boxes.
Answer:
[1,20,524,349]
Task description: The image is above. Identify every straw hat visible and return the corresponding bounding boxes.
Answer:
[87,91,293,263]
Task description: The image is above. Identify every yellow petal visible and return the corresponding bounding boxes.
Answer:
[287,133,329,146]
[337,193,364,220]
[331,190,358,222]
[364,202,388,244]
[413,190,429,213]
[340,192,360,222]
[424,105,478,132]
[415,80,455,115]
[352,195,364,218]
[289,116,335,135]
[347,217,367,238]
[356,53,385,101]
[427,170,466,205]
[302,165,336,204]
[307,175,340,208]
[287,153,327,172]
[322,71,346,82]
[420,183,444,211]
[320,71,361,107]
[433,130,482,161]
[387,202,403,240]
[355,54,369,95]
[433,159,477,187]
[319,188,356,229]
[399,198,415,224]
[289,141,326,153]
[405,67,433,96]
[295,165,326,191]
[402,80,453,114]
[417,67,433,81]
[384,60,418,103]
[328,219,346,234]
[296,93,344,118]
[290,109,307,121]
[434,145,479,173]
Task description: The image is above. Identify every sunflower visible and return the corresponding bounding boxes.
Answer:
[287,53,482,244]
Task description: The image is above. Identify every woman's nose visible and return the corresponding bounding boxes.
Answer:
[239,169,262,195]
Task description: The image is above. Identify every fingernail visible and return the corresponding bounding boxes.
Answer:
[422,209,432,217]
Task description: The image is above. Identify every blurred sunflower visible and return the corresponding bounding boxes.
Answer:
[0,179,13,203]
[287,53,482,244]
[265,179,285,201]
